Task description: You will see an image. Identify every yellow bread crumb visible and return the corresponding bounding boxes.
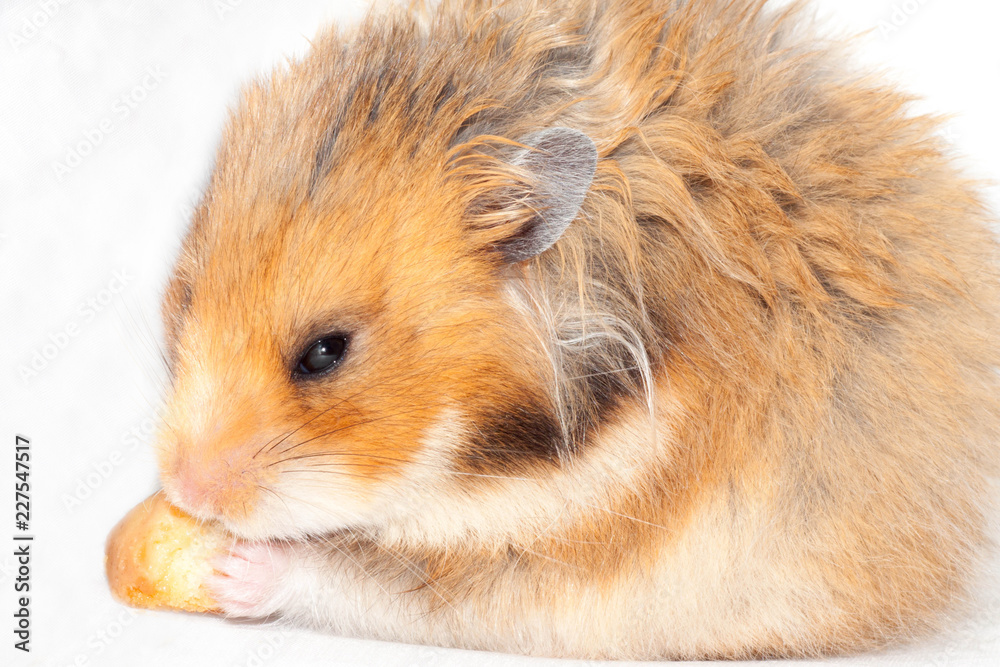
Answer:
[105,490,227,613]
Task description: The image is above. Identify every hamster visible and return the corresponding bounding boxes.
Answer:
[153,0,1000,659]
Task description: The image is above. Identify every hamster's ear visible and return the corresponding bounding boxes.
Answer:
[455,128,598,264]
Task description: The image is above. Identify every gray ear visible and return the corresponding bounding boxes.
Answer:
[499,128,597,263]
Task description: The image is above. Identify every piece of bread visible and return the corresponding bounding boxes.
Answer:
[105,490,226,613]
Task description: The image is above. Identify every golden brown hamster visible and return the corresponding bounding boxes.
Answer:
[147,0,1000,659]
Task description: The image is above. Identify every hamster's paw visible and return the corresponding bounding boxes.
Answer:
[209,541,291,618]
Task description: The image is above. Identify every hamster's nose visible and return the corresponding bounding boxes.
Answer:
[176,468,207,512]
[160,430,265,521]
[165,447,263,524]
[171,459,218,516]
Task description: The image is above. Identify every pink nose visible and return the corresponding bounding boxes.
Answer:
[176,470,210,512]
[166,449,261,522]
[171,457,222,516]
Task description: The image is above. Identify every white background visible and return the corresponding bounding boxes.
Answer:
[1,0,999,665]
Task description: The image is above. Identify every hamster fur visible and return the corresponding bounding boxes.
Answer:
[154,0,1000,659]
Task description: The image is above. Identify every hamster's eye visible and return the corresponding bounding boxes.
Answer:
[295,335,348,376]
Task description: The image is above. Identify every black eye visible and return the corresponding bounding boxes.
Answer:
[295,335,348,376]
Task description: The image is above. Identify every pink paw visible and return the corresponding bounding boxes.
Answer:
[209,541,291,618]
